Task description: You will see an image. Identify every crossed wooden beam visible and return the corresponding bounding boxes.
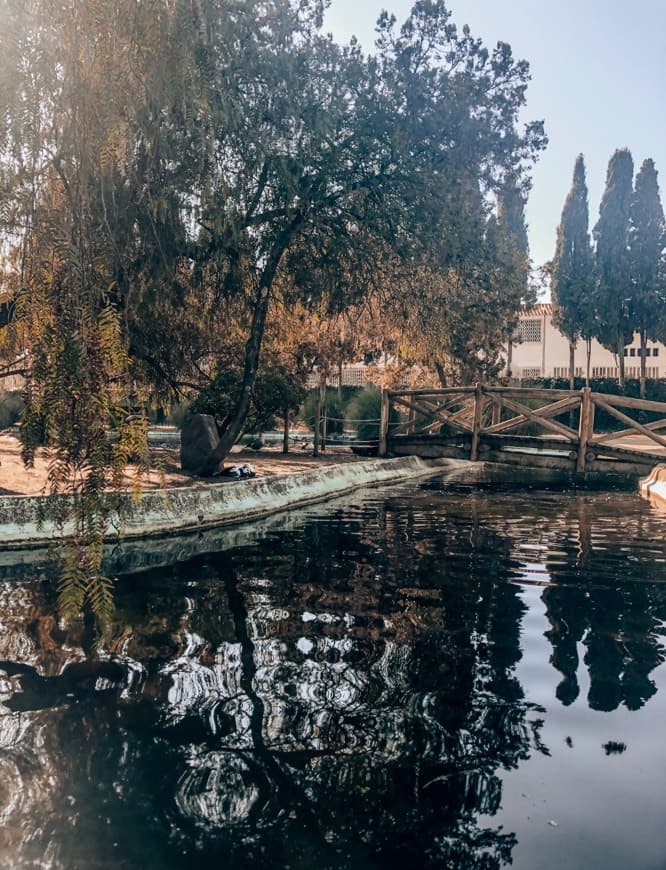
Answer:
[386,387,666,467]
[391,391,580,441]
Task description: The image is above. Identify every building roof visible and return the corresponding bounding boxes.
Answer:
[521,303,553,318]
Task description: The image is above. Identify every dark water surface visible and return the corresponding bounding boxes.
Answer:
[1,478,666,869]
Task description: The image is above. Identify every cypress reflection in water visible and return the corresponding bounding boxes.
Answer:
[0,481,665,868]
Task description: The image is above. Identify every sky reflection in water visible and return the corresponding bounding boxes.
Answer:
[0,480,665,869]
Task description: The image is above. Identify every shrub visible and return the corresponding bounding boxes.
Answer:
[517,377,666,430]
[191,367,306,434]
[302,388,345,435]
[166,402,191,429]
[345,387,399,443]
[0,392,25,429]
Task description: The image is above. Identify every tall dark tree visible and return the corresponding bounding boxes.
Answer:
[629,158,665,397]
[551,155,596,386]
[593,149,634,385]
[496,174,534,379]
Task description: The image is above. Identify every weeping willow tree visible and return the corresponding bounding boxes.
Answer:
[0,1,166,625]
[0,0,545,625]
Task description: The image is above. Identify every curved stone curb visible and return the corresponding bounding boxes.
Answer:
[0,456,446,551]
[640,464,666,510]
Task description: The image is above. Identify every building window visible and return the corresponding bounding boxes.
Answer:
[624,348,628,357]
[519,319,542,343]
[630,348,636,357]
[521,367,542,379]
[653,348,659,357]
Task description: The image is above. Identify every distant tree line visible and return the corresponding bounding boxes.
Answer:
[550,150,666,397]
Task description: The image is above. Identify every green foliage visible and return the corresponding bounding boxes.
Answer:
[593,150,635,369]
[629,158,665,386]
[191,369,242,425]
[519,376,666,431]
[551,155,596,346]
[166,402,191,429]
[302,389,345,435]
[523,376,666,402]
[192,366,306,434]
[252,368,307,427]
[0,391,24,428]
[15,278,149,629]
[345,387,399,443]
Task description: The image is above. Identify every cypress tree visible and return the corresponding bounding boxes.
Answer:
[593,149,634,386]
[551,155,596,386]
[497,175,533,379]
[629,158,665,397]
[497,176,530,272]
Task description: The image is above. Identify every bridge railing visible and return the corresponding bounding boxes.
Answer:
[379,385,666,474]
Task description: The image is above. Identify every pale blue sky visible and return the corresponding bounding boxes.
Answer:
[324,0,666,274]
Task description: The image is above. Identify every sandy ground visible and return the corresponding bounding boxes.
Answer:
[3,429,661,498]
[0,434,363,496]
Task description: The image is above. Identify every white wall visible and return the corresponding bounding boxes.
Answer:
[510,308,665,379]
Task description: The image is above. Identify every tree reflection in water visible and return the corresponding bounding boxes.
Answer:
[0,484,664,868]
[540,494,666,711]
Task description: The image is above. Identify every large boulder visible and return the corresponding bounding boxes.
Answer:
[180,413,221,475]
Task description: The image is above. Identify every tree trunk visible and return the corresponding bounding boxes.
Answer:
[617,334,625,387]
[312,386,321,457]
[202,284,271,474]
[585,338,591,386]
[199,220,302,475]
[337,358,343,401]
[282,410,289,454]
[434,360,447,387]
[319,378,327,453]
[506,339,513,380]
[569,340,575,390]
[639,328,648,399]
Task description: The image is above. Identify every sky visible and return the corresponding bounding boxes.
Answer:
[324,0,666,278]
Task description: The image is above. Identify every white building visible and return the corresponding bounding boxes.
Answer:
[509,303,665,380]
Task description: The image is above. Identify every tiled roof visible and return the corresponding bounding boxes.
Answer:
[521,302,552,317]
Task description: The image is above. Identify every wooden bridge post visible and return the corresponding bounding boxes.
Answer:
[576,386,594,473]
[312,384,322,457]
[407,404,416,435]
[470,382,484,462]
[379,388,390,457]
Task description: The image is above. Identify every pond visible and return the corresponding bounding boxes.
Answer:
[1,476,665,869]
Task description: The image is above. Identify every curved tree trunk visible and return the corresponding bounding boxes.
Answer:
[197,221,302,475]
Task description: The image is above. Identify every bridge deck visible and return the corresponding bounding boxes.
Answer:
[379,386,666,478]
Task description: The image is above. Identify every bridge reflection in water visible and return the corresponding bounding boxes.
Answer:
[0,480,665,868]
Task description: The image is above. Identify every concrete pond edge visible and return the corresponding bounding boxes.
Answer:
[1,456,663,581]
[0,456,450,552]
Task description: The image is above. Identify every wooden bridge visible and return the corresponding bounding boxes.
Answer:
[378,386,666,477]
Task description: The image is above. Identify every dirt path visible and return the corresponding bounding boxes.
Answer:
[0,434,363,496]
